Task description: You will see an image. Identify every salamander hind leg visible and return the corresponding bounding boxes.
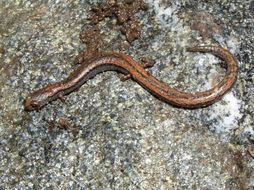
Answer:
[74,50,100,65]
[140,56,155,69]
[120,56,155,81]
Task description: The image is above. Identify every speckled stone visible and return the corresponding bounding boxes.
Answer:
[0,0,254,189]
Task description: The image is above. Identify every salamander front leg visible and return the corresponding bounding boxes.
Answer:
[58,93,66,103]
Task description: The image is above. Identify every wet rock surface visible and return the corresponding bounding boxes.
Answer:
[0,0,254,189]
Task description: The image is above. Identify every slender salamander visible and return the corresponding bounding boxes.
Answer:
[24,45,238,110]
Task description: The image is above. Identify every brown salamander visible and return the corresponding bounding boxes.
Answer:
[24,46,238,111]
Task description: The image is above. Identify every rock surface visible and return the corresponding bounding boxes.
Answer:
[0,0,254,189]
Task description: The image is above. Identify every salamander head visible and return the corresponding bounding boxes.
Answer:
[24,87,55,111]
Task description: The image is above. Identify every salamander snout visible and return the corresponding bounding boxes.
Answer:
[24,96,41,111]
[24,89,52,111]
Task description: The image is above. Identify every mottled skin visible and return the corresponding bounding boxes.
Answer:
[24,46,238,111]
